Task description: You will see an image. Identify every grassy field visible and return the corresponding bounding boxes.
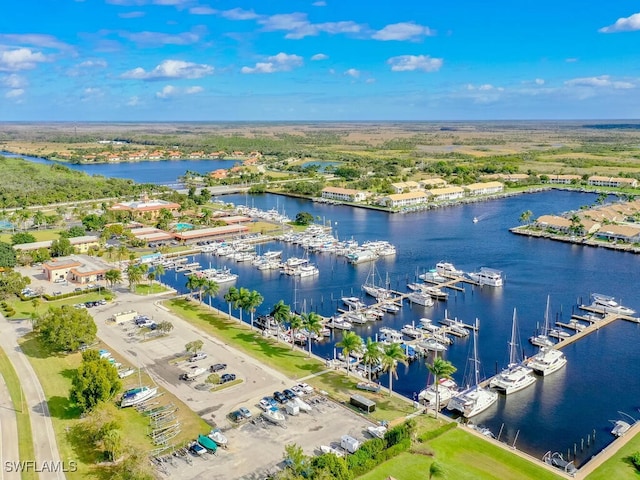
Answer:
[0,229,63,243]
[584,434,640,479]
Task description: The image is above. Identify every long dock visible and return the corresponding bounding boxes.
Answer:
[552,307,638,350]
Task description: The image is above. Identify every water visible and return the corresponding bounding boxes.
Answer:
[157,191,639,466]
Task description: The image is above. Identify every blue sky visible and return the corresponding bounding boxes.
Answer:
[1,1,639,121]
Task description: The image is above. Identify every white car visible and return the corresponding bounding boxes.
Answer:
[188,352,207,362]
[296,383,314,395]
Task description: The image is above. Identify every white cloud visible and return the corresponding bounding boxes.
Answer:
[0,34,72,52]
[222,8,259,20]
[126,96,141,106]
[259,13,362,39]
[68,59,108,76]
[372,22,435,41]
[564,75,634,89]
[365,78,375,84]
[119,30,202,46]
[121,59,214,80]
[312,1,327,6]
[119,11,145,18]
[387,55,443,72]
[156,85,177,98]
[344,68,360,78]
[535,78,545,85]
[311,53,328,61]
[185,86,203,94]
[82,87,104,101]
[565,58,578,63]
[241,52,303,74]
[599,13,640,33]
[5,88,24,98]
[0,48,48,72]
[1,73,26,88]
[189,6,217,15]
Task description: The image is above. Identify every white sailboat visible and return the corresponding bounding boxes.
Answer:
[490,309,536,395]
[362,263,392,300]
[447,320,498,418]
[529,295,554,348]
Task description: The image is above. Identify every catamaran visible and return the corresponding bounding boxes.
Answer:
[529,295,554,348]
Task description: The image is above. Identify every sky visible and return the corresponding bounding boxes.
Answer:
[1,1,639,121]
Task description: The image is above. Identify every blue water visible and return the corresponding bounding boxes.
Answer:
[157,191,639,466]
[174,223,194,232]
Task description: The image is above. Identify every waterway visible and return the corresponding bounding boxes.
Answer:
[11,151,640,466]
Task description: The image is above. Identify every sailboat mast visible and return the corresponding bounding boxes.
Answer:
[473,318,480,390]
[509,308,517,365]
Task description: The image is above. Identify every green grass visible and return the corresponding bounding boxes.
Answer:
[7,292,113,320]
[585,433,640,479]
[0,229,63,243]
[0,346,37,480]
[133,283,170,295]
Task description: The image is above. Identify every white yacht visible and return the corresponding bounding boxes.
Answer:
[295,264,319,278]
[435,262,465,277]
[591,293,636,315]
[490,309,536,395]
[447,322,498,418]
[468,267,503,287]
[342,297,366,309]
[407,291,435,307]
[419,270,447,283]
[419,378,458,409]
[527,347,567,376]
[400,324,423,339]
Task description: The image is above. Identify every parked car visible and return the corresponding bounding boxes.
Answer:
[209,363,227,373]
[283,389,297,400]
[273,391,287,404]
[220,373,236,383]
[230,410,244,423]
[238,406,252,419]
[258,398,272,411]
[188,352,207,362]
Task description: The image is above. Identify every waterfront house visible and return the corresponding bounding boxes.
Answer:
[109,194,181,220]
[535,215,572,233]
[465,181,504,196]
[428,186,465,202]
[547,174,582,185]
[382,191,429,208]
[595,224,640,243]
[390,181,421,194]
[321,187,367,202]
[587,176,638,188]
[210,169,228,180]
[481,173,530,183]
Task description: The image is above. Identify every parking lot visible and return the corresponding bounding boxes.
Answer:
[88,291,375,479]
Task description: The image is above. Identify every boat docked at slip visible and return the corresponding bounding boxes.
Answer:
[199,267,238,283]
[490,309,536,395]
[417,337,447,353]
[342,297,366,309]
[590,293,636,315]
[447,321,498,418]
[527,347,567,376]
[435,262,465,277]
[468,267,503,287]
[120,385,158,408]
[419,377,458,409]
[362,264,392,300]
[407,291,435,307]
[400,324,423,339]
[529,296,555,348]
[326,316,353,330]
[294,264,320,278]
[611,419,632,437]
[379,301,400,313]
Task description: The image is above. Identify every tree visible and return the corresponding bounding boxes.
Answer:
[102,429,123,462]
[202,279,219,307]
[288,313,303,350]
[270,300,291,341]
[126,263,147,291]
[282,443,309,478]
[0,242,17,267]
[82,213,106,231]
[105,269,122,288]
[34,305,97,352]
[596,192,608,205]
[243,289,264,330]
[294,212,314,226]
[0,270,30,299]
[381,343,408,397]
[186,274,205,301]
[235,287,250,323]
[185,340,204,354]
[62,225,86,238]
[70,350,121,412]
[362,337,382,383]
[426,357,457,419]
[519,210,533,224]
[301,312,323,357]
[224,287,239,321]
[156,321,174,335]
[429,461,446,479]
[50,237,74,257]
[11,232,36,245]
[336,331,363,375]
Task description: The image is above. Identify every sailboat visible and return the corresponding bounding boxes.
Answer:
[529,295,554,348]
[362,263,392,300]
[120,368,157,408]
[490,309,536,395]
[447,320,498,418]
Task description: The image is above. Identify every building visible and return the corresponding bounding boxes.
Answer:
[535,215,599,236]
[109,194,181,220]
[381,191,429,208]
[13,235,101,254]
[595,224,640,243]
[465,181,504,196]
[390,181,421,194]
[587,176,638,188]
[482,173,530,183]
[428,186,465,202]
[321,187,367,202]
[130,227,174,244]
[419,177,447,189]
[173,225,249,243]
[547,174,582,185]
[42,255,109,285]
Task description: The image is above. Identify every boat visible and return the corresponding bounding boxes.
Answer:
[319,445,344,457]
[197,434,218,453]
[362,263,392,300]
[422,285,449,300]
[542,451,577,475]
[473,217,478,223]
[357,382,381,393]
[346,249,378,265]
[367,425,387,439]
[379,301,400,313]
[435,262,464,277]
[201,267,238,283]
[326,316,353,330]
[489,309,536,395]
[417,338,447,352]
[419,270,447,283]
[447,321,498,418]
[207,428,228,447]
[261,406,286,426]
[378,327,403,344]
[529,296,555,348]
[342,297,366,309]
[611,419,632,437]
[407,291,435,307]
[468,267,503,287]
[291,396,313,412]
[418,377,458,409]
[263,250,283,259]
[295,264,320,277]
[527,347,567,376]
[590,293,636,315]
[401,324,423,339]
[120,385,158,408]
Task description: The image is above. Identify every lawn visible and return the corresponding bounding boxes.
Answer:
[0,228,63,243]
[585,433,640,479]
[19,334,210,480]
[0,346,37,480]
[7,292,113,320]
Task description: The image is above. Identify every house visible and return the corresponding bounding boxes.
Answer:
[547,174,582,185]
[587,176,638,188]
[13,235,101,254]
[210,169,228,179]
[465,181,504,196]
[381,191,428,208]
[390,181,421,194]
[482,173,530,183]
[419,177,447,189]
[428,186,465,202]
[535,215,572,233]
[321,187,367,202]
[595,224,640,243]
[42,255,109,285]
[109,194,181,220]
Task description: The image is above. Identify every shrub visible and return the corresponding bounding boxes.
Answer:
[631,452,640,471]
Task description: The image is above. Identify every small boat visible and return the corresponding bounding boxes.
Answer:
[542,451,577,475]
[261,406,286,426]
[401,324,423,339]
[379,302,400,313]
[419,378,458,409]
[468,267,503,287]
[326,316,353,330]
[120,385,158,408]
[197,434,218,453]
[611,420,632,437]
[342,297,366,309]
[473,217,478,223]
[367,425,387,439]
[529,296,554,348]
[319,445,344,457]
[590,293,636,315]
[291,396,313,412]
[208,428,228,447]
[435,262,465,277]
[418,338,447,352]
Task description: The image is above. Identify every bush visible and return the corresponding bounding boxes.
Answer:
[631,452,640,471]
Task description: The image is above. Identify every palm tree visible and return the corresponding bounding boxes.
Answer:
[519,210,533,224]
[336,331,363,375]
[186,274,205,302]
[426,357,457,419]
[270,300,291,342]
[288,313,302,350]
[154,264,165,283]
[429,461,446,479]
[224,287,239,321]
[235,287,250,323]
[300,312,323,357]
[126,263,145,292]
[116,246,128,263]
[202,279,219,308]
[381,343,408,397]
[244,289,264,330]
[362,337,382,383]
[105,269,122,288]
